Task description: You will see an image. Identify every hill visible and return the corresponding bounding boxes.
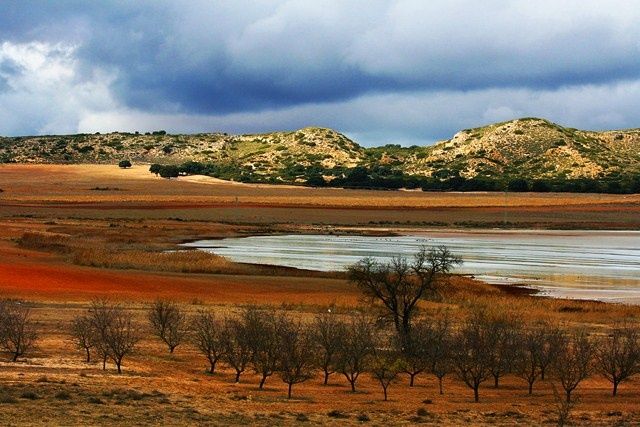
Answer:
[379,118,640,181]
[1,118,639,192]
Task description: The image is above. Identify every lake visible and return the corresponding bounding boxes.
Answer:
[182,230,640,304]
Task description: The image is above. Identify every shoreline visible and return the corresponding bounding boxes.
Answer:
[184,229,640,305]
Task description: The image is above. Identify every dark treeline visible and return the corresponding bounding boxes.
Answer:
[147,161,640,194]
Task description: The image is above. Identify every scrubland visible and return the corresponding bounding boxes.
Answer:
[0,164,640,425]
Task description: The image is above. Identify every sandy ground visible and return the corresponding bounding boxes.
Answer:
[2,163,639,229]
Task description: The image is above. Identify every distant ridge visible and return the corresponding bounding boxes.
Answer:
[1,118,639,191]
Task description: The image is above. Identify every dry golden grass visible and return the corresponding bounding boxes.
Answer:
[15,229,342,279]
[1,164,638,208]
[2,164,639,228]
[0,297,637,426]
[72,247,234,273]
[1,164,640,424]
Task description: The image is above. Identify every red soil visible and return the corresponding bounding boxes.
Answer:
[0,244,357,305]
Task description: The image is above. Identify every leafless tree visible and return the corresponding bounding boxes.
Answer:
[88,299,140,373]
[348,246,461,347]
[312,311,346,385]
[103,306,141,373]
[221,317,253,383]
[425,316,453,395]
[538,323,564,381]
[370,341,401,401]
[551,383,578,427]
[595,323,640,396]
[552,329,594,403]
[241,306,283,389]
[190,310,226,374]
[452,312,497,402]
[515,323,547,395]
[277,317,315,399]
[488,314,522,388]
[400,315,452,389]
[88,299,116,370]
[147,299,187,354]
[399,319,430,387]
[1,301,38,362]
[70,315,95,362]
[336,314,377,392]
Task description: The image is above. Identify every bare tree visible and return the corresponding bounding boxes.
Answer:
[538,323,564,381]
[515,323,546,395]
[312,311,346,385]
[348,246,461,347]
[221,317,253,383]
[191,310,226,374]
[399,319,430,387]
[88,299,116,370]
[370,342,401,401]
[70,315,95,362]
[551,383,578,427]
[103,306,141,373]
[552,329,594,403]
[488,314,522,388]
[595,323,640,396]
[242,306,283,389]
[277,317,315,399]
[425,316,453,395]
[400,315,452,388]
[1,301,38,362]
[336,314,377,392]
[452,312,496,402]
[88,299,140,373]
[148,299,187,353]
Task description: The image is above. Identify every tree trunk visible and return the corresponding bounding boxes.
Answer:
[85,347,91,363]
[259,375,267,389]
[473,385,479,403]
[409,373,416,387]
[613,381,618,397]
[383,385,388,401]
[12,352,18,362]
[528,381,533,395]
[235,370,241,383]
[116,359,122,374]
[350,380,356,392]
[494,374,499,388]
[323,370,330,385]
[102,355,107,370]
[288,383,293,399]
[401,317,411,349]
[566,389,571,403]
[438,376,444,395]
[169,346,175,354]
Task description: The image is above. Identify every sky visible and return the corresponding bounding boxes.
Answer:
[1,1,640,146]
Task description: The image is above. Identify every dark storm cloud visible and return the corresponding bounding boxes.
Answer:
[1,1,640,143]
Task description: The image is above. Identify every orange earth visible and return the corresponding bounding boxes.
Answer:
[0,164,639,425]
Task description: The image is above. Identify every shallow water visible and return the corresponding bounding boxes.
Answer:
[183,230,640,304]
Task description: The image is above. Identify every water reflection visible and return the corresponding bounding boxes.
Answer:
[183,231,640,304]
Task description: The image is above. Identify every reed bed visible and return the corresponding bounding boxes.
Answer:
[71,248,234,274]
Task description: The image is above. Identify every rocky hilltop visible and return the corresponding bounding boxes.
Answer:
[0,127,362,174]
[398,118,640,181]
[1,118,639,190]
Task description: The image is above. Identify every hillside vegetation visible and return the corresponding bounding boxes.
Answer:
[2,118,640,192]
